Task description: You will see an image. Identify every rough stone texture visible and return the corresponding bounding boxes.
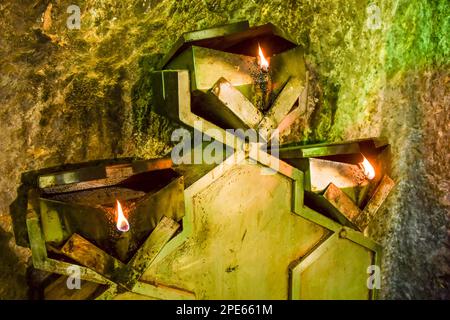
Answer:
[0,0,448,299]
[0,215,31,299]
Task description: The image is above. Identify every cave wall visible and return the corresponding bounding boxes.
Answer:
[0,0,448,299]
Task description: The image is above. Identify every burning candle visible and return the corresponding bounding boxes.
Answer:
[258,44,269,72]
[114,200,131,261]
[255,43,272,111]
[360,156,375,180]
[115,200,130,232]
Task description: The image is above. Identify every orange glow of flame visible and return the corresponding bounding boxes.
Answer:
[115,200,130,232]
[361,156,375,180]
[258,44,269,72]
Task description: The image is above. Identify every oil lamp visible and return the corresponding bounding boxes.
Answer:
[255,43,272,110]
[257,44,269,72]
[115,200,130,232]
[360,156,375,180]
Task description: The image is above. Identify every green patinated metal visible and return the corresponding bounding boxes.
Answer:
[258,76,304,138]
[194,77,263,130]
[28,149,382,300]
[290,231,379,300]
[159,21,297,69]
[25,21,385,300]
[277,137,388,159]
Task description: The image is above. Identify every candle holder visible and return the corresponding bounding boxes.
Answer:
[18,21,395,300]
[24,158,196,299]
[152,21,306,144]
[36,161,184,262]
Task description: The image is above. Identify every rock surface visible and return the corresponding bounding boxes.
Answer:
[0,0,448,299]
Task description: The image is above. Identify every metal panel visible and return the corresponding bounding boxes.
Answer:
[191,77,262,130]
[278,137,388,159]
[209,78,263,129]
[356,174,395,230]
[142,152,328,299]
[167,46,255,94]
[297,158,369,193]
[269,46,306,99]
[258,76,304,139]
[304,184,363,230]
[151,69,245,148]
[159,21,250,68]
[290,232,375,300]
[159,21,298,69]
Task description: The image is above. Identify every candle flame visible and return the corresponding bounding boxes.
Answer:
[361,156,375,180]
[115,200,130,232]
[258,44,269,72]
